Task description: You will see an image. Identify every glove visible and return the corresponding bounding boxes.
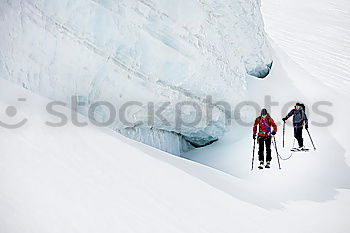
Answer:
[282,117,287,122]
[253,134,257,140]
[271,131,276,136]
[305,125,309,129]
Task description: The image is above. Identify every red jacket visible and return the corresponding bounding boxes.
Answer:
[253,115,277,137]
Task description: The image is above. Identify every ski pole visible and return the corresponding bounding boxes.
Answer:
[273,136,281,170]
[251,138,256,171]
[306,128,316,151]
[283,121,286,148]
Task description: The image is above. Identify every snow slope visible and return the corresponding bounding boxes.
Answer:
[262,0,350,94]
[0,78,269,233]
[1,69,350,233]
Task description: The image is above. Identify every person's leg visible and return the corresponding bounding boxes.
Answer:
[300,127,304,147]
[294,126,298,143]
[296,127,303,147]
[266,137,272,162]
[258,136,265,163]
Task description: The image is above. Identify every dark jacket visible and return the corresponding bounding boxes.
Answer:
[285,109,308,128]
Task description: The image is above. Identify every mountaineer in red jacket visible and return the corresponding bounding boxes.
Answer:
[253,108,278,169]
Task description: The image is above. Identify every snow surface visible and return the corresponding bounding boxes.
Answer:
[0,79,267,233]
[1,0,350,232]
[1,73,350,233]
[0,0,272,154]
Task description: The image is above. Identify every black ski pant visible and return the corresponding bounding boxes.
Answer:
[258,136,272,162]
[294,126,303,147]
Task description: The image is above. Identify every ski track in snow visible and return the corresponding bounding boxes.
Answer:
[262,0,350,94]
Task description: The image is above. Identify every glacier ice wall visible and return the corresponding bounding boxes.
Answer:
[0,0,272,155]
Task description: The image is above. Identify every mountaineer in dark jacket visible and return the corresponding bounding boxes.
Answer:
[283,103,308,149]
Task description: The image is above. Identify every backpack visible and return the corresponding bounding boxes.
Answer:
[299,103,306,112]
[296,103,306,122]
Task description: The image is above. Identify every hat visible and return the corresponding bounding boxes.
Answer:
[261,108,268,116]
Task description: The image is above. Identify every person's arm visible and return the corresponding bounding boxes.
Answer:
[283,109,294,121]
[271,118,277,135]
[253,117,259,138]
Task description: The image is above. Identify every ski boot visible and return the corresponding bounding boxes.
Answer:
[258,161,264,170]
[265,161,271,169]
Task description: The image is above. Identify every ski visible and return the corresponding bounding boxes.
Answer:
[290,148,310,152]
